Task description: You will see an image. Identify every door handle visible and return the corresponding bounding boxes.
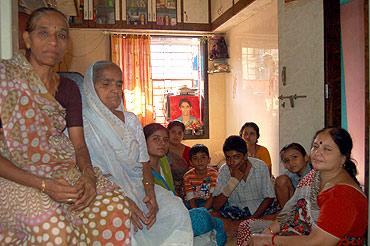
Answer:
[278,94,307,108]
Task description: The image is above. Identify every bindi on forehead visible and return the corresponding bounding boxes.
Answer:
[34,25,68,31]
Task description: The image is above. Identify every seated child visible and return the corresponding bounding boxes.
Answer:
[213,136,276,220]
[183,144,218,209]
[275,142,312,208]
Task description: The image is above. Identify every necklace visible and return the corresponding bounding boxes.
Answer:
[248,145,257,157]
[320,171,342,190]
[48,73,60,96]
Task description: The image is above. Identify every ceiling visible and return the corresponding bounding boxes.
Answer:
[214,0,275,33]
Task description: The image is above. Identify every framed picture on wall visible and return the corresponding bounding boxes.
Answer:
[168,95,204,136]
[127,0,148,25]
[156,0,177,26]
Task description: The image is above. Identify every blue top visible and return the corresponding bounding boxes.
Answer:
[286,163,313,188]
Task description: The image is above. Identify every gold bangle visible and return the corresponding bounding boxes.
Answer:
[268,226,274,234]
[40,179,46,193]
[142,180,153,186]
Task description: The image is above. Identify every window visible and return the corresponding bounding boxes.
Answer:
[242,47,278,81]
[150,36,209,139]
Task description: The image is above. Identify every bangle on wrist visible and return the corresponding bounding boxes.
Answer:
[142,180,153,186]
[40,179,46,193]
[268,226,274,234]
[271,234,277,245]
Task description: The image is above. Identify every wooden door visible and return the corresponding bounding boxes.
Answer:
[278,0,325,170]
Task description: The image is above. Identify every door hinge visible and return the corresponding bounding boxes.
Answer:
[325,84,329,99]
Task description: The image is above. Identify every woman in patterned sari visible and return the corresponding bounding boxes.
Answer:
[237,128,367,246]
[0,8,131,245]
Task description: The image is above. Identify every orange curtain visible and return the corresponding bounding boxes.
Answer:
[111,34,154,125]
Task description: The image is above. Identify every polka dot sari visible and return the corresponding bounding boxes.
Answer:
[0,54,131,245]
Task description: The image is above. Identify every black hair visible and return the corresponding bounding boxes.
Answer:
[223,135,248,155]
[24,7,69,61]
[178,98,192,108]
[143,123,169,140]
[25,7,68,33]
[239,122,260,140]
[189,144,210,159]
[167,120,185,131]
[313,127,359,185]
[280,142,307,160]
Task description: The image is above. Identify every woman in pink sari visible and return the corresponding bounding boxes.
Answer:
[0,7,131,245]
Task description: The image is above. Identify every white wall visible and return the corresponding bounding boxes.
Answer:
[223,1,279,176]
[0,0,13,59]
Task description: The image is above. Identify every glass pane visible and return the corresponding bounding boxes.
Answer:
[151,36,208,138]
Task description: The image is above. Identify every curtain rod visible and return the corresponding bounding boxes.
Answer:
[70,28,221,37]
[104,30,215,37]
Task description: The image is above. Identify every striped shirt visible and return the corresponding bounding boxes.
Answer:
[183,167,218,201]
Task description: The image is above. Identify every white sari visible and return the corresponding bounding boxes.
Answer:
[82,63,193,246]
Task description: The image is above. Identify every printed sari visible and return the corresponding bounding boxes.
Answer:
[237,169,320,246]
[0,54,131,245]
[237,169,366,245]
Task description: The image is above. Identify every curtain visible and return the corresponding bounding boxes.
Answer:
[111,34,154,125]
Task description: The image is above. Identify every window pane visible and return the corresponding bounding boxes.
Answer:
[150,36,207,138]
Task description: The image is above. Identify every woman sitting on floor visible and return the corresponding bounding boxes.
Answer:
[82,61,193,245]
[239,122,272,174]
[167,120,192,198]
[237,127,367,246]
[0,8,131,245]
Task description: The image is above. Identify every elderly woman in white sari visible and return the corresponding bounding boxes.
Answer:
[82,61,193,245]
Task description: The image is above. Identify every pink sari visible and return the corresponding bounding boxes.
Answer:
[0,54,131,245]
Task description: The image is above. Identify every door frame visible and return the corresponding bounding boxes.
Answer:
[325,0,369,197]
[323,0,341,127]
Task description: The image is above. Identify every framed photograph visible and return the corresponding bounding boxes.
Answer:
[168,95,204,136]
[156,0,177,26]
[127,0,148,25]
[95,0,116,24]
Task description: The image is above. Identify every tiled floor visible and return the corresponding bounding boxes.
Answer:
[210,211,242,246]
[213,213,277,245]
[223,218,241,245]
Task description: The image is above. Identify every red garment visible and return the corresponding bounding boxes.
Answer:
[182,145,191,166]
[316,184,368,244]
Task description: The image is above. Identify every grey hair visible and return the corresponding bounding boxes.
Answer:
[92,61,121,83]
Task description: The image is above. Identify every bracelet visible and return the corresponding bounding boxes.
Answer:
[268,226,274,234]
[40,179,46,193]
[271,234,277,245]
[142,180,153,186]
